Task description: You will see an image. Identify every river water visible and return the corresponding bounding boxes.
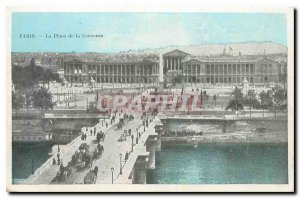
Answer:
[12,142,288,184]
[147,143,288,184]
[12,143,53,183]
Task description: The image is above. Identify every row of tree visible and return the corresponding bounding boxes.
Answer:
[226,86,287,117]
[12,87,54,116]
[12,58,57,115]
[12,58,62,91]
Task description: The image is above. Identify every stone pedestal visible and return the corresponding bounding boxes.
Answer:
[158,81,164,92]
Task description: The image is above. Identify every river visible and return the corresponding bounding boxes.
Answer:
[147,143,288,184]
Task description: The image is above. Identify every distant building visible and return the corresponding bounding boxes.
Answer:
[62,43,287,85]
[63,58,160,84]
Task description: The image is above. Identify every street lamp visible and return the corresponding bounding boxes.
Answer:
[131,135,134,152]
[111,167,114,184]
[119,153,123,175]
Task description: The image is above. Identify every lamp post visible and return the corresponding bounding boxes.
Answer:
[119,153,123,175]
[111,167,114,184]
[131,135,134,152]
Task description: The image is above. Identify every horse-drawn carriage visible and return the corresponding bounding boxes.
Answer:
[96,132,105,142]
[71,143,93,171]
[93,144,104,159]
[84,166,99,184]
[55,164,72,181]
[116,120,125,130]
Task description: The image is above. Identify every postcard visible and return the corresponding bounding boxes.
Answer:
[6,7,294,192]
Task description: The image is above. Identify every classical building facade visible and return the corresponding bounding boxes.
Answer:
[64,59,160,84]
[63,48,287,85]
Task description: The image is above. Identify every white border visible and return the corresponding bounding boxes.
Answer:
[5,6,294,193]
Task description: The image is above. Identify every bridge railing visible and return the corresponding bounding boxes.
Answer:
[26,133,83,183]
[26,115,119,184]
[43,114,103,119]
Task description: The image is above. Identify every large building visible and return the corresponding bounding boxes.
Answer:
[63,42,288,85]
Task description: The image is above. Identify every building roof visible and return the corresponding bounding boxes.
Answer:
[182,54,287,64]
[135,42,288,56]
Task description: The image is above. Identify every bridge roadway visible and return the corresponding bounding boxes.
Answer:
[25,113,161,184]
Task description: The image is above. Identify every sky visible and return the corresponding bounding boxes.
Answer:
[11,12,287,53]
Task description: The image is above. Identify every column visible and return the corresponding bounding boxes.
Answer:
[167,58,169,70]
[117,65,119,77]
[249,64,251,75]
[172,58,175,70]
[177,58,180,70]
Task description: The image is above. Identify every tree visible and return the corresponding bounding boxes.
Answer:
[279,73,287,89]
[244,90,259,118]
[231,86,243,100]
[259,90,273,117]
[42,69,53,89]
[271,87,287,117]
[12,66,26,91]
[226,99,244,117]
[31,87,54,116]
[203,91,209,101]
[12,91,25,109]
[213,94,217,107]
[30,58,36,67]
[12,91,25,118]
[226,86,244,117]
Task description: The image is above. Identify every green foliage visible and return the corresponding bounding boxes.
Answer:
[12,91,25,110]
[259,90,273,111]
[203,91,209,100]
[271,86,287,116]
[213,94,217,101]
[31,87,54,114]
[12,65,61,90]
[226,99,244,112]
[231,86,243,100]
[226,86,244,114]
[213,94,217,107]
[244,90,259,108]
[243,90,259,117]
[30,58,36,67]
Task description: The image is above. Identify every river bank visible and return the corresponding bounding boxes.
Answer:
[162,131,287,145]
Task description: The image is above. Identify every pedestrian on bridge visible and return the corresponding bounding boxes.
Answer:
[90,129,93,136]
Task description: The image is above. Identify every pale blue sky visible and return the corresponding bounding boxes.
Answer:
[12,12,287,52]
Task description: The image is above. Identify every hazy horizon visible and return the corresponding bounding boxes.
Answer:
[12,12,287,53]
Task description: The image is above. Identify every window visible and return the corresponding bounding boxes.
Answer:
[206,64,210,74]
